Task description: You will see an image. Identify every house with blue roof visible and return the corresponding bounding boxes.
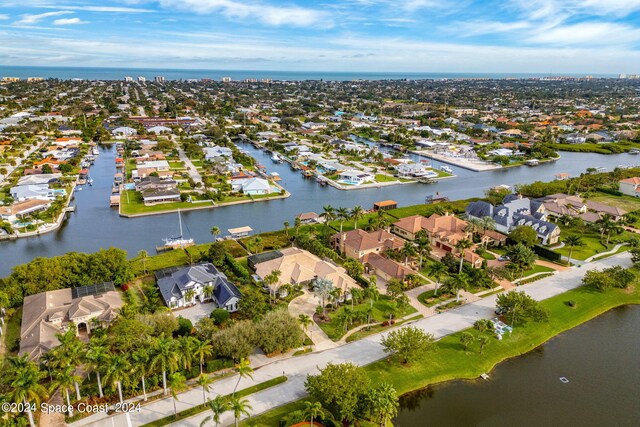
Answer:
[466,194,560,245]
[154,263,241,312]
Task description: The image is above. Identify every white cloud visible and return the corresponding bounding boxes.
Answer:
[528,22,640,46]
[0,14,9,20]
[157,0,331,27]
[53,17,88,25]
[56,6,154,13]
[14,11,72,25]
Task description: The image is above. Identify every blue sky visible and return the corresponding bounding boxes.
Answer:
[1,0,640,72]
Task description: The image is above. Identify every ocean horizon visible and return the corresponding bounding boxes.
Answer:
[0,65,615,82]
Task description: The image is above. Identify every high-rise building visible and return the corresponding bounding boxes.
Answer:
[124,76,133,82]
[138,76,146,83]
[154,76,165,83]
[222,77,232,83]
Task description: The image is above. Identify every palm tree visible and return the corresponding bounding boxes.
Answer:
[330,287,343,306]
[320,205,336,237]
[131,348,151,401]
[7,357,48,427]
[415,231,431,268]
[465,217,483,240]
[210,226,221,241]
[203,284,214,301]
[201,395,230,427]
[455,238,474,273]
[138,249,149,274]
[50,366,79,417]
[298,314,312,334]
[232,358,254,395]
[184,288,196,305]
[229,396,252,427]
[168,373,187,416]
[400,240,417,267]
[446,272,470,302]
[196,373,214,404]
[563,234,584,266]
[103,354,131,404]
[350,205,364,229]
[193,339,214,374]
[303,401,323,426]
[283,221,290,238]
[426,262,448,296]
[263,269,282,304]
[54,328,85,401]
[478,335,490,354]
[596,214,615,242]
[150,337,180,395]
[294,217,302,242]
[336,207,349,233]
[480,216,496,233]
[86,337,109,398]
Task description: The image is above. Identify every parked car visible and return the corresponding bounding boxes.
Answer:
[498,255,510,262]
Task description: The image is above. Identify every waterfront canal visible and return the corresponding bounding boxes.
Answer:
[1,143,640,275]
[394,305,640,427]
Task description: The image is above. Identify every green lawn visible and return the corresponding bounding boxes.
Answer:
[2,307,22,355]
[521,264,555,277]
[375,174,399,183]
[168,161,185,169]
[240,230,292,252]
[243,272,640,426]
[346,315,423,343]
[556,224,634,261]
[317,296,417,341]
[588,191,640,213]
[119,190,211,215]
[130,249,191,276]
[417,289,455,307]
[140,376,287,427]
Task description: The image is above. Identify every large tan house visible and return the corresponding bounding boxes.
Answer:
[330,229,403,261]
[250,247,357,298]
[392,213,483,268]
[19,283,123,361]
[620,177,640,198]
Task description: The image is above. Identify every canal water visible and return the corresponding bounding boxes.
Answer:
[394,306,640,427]
[1,143,639,275]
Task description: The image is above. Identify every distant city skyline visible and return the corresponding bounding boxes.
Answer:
[1,0,640,73]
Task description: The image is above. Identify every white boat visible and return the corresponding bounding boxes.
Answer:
[629,149,639,155]
[440,165,453,173]
[525,159,540,166]
[595,166,608,172]
[87,176,93,186]
[271,153,283,163]
[91,146,99,156]
[159,209,195,251]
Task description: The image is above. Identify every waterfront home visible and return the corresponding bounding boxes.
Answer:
[17,173,61,186]
[392,213,484,267]
[373,200,398,211]
[559,133,586,144]
[0,199,52,223]
[141,188,181,204]
[135,176,178,192]
[230,177,271,195]
[204,145,233,159]
[136,159,170,171]
[395,162,437,178]
[19,283,123,361]
[147,125,172,135]
[155,263,241,311]
[10,184,61,202]
[539,193,626,222]
[337,170,375,185]
[619,177,640,197]
[250,247,357,298]
[466,195,560,245]
[296,212,324,224]
[331,229,403,261]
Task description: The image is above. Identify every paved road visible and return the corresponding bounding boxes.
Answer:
[0,141,43,185]
[72,252,631,427]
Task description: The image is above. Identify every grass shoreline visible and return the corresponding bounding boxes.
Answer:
[240,281,640,426]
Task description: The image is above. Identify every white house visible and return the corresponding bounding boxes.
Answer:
[231,177,271,195]
[337,170,375,185]
[10,184,59,202]
[619,177,640,197]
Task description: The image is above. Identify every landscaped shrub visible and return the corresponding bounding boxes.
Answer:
[533,244,561,262]
[210,308,230,325]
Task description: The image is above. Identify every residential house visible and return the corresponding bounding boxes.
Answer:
[249,247,357,298]
[0,199,52,223]
[10,184,61,202]
[331,228,403,261]
[141,188,181,204]
[155,263,241,311]
[19,283,123,361]
[619,177,640,198]
[204,146,233,159]
[230,177,271,195]
[296,212,324,224]
[392,213,483,268]
[466,195,560,244]
[337,170,375,185]
[363,252,416,282]
[395,162,437,178]
[135,176,178,192]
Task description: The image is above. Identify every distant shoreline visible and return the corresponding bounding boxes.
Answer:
[0,65,617,81]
